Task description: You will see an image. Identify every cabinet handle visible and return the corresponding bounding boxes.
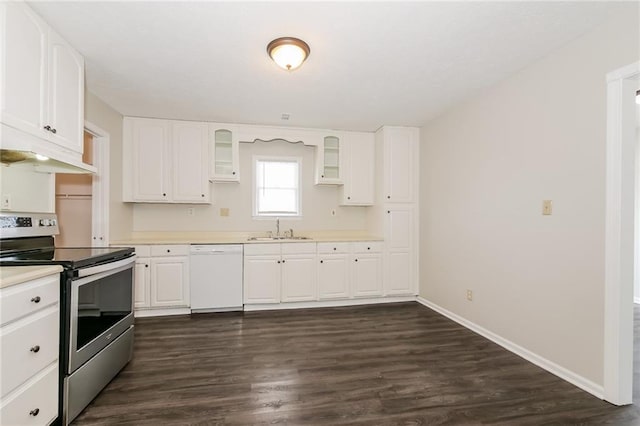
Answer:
[31,296,41,303]
[51,128,57,134]
[43,125,51,131]
[320,260,323,263]
[29,408,40,417]
[30,345,40,353]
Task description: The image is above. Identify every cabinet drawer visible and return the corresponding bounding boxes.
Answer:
[352,242,383,253]
[244,243,281,256]
[0,275,59,327]
[317,242,350,254]
[132,245,151,257]
[1,306,59,397]
[0,363,58,426]
[150,245,189,257]
[281,242,316,255]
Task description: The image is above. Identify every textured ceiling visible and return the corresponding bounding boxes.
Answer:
[30,1,624,132]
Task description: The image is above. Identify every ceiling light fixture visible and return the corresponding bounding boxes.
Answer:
[267,37,310,71]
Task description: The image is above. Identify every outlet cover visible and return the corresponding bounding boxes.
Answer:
[542,200,553,215]
[466,289,473,301]
[220,208,230,217]
[1,194,11,210]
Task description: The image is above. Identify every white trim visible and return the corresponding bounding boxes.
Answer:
[634,297,640,305]
[604,60,640,405]
[252,155,303,218]
[416,297,605,399]
[84,120,110,247]
[134,307,191,318]
[243,296,415,311]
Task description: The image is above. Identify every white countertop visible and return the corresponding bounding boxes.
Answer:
[111,232,384,246]
[0,265,63,289]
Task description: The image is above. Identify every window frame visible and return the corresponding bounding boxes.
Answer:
[252,155,302,219]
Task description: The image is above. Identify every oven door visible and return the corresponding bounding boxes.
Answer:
[68,256,135,373]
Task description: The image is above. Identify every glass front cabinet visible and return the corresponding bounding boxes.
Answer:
[315,133,343,185]
[210,125,240,182]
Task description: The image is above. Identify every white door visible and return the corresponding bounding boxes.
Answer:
[134,258,151,308]
[150,257,189,307]
[281,255,317,302]
[47,28,84,153]
[318,255,350,300]
[132,119,171,201]
[243,255,280,303]
[352,255,383,297]
[1,2,48,137]
[384,127,415,203]
[173,122,209,202]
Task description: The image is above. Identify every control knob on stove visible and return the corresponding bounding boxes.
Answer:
[39,219,53,227]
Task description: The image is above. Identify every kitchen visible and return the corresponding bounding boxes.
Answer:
[1,1,639,425]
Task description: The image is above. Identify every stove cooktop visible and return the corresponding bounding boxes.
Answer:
[0,246,134,269]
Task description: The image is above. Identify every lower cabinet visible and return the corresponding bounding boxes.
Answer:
[243,254,280,304]
[133,245,189,312]
[352,253,383,297]
[317,254,349,300]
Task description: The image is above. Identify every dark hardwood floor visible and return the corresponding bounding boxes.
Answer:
[73,302,640,425]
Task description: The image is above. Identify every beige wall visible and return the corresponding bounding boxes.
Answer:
[133,139,369,233]
[0,165,53,213]
[85,91,133,241]
[419,6,639,387]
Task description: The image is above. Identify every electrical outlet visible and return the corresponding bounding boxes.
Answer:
[1,194,11,210]
[542,200,553,215]
[331,209,337,217]
[220,208,229,217]
[466,289,473,301]
[187,208,195,216]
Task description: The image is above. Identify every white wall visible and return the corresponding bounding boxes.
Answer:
[0,164,53,213]
[132,139,369,233]
[85,91,133,241]
[419,6,638,388]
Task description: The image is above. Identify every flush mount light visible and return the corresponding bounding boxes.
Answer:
[267,37,310,71]
[35,154,49,161]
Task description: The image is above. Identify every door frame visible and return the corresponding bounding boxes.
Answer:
[84,120,110,247]
[604,60,639,405]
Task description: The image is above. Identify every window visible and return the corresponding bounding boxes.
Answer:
[254,156,301,217]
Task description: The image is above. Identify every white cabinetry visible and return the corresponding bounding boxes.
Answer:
[123,117,210,203]
[315,133,343,185]
[210,125,240,182]
[132,245,190,314]
[0,271,60,426]
[244,243,317,304]
[317,243,350,300]
[339,132,375,206]
[1,1,85,155]
[374,126,419,296]
[351,242,383,297]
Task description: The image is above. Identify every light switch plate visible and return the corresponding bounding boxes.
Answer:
[1,194,11,210]
[220,208,230,217]
[542,200,553,215]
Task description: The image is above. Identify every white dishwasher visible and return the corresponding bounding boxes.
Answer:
[190,244,243,312]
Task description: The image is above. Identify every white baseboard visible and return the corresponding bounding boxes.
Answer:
[134,307,191,318]
[244,296,415,312]
[415,296,604,400]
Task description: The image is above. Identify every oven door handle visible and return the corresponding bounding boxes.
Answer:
[76,256,136,278]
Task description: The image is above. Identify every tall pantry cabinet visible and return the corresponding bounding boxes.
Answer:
[373,126,419,296]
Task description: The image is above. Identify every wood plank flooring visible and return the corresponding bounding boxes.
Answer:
[72,302,640,425]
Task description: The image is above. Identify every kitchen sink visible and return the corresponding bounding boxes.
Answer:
[247,236,312,241]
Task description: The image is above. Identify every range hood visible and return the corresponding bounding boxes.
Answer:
[0,149,96,174]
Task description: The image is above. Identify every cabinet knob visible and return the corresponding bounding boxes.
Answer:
[100,237,103,240]
[282,260,286,263]
[277,260,281,264]
[333,247,336,251]
[347,196,351,200]
[321,174,324,178]
[43,125,51,131]
[387,195,391,199]
[166,249,170,253]
[163,193,167,197]
[30,345,40,353]
[31,296,41,303]
[51,128,57,134]
[232,171,236,175]
[93,237,96,240]
[355,259,358,262]
[201,194,205,197]
[367,247,371,250]
[387,210,390,214]
[320,260,323,263]
[29,408,40,417]
[145,264,149,268]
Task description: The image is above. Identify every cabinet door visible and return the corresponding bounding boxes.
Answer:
[352,255,382,297]
[317,254,349,300]
[385,205,413,251]
[131,119,171,202]
[47,28,84,153]
[384,205,415,295]
[134,258,151,309]
[384,127,416,203]
[315,133,343,185]
[243,255,280,303]
[1,2,48,138]
[172,121,209,202]
[385,252,412,295]
[150,257,189,307]
[281,255,317,302]
[341,132,374,205]
[210,126,240,182]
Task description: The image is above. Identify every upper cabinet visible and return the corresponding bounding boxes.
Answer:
[1,2,84,154]
[123,117,210,204]
[339,132,375,206]
[380,127,418,203]
[315,133,343,185]
[210,125,240,182]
